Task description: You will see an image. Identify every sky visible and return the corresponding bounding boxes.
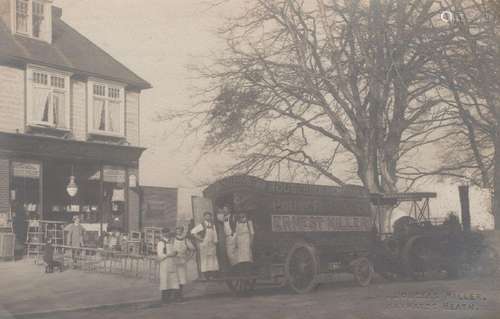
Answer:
[53,0,493,227]
[54,0,242,188]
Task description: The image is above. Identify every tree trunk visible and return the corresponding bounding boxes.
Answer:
[494,108,500,230]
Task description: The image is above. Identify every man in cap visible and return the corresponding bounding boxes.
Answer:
[64,216,85,268]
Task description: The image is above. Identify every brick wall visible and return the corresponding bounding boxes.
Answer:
[125,91,140,146]
[0,65,24,134]
[71,80,87,140]
[0,157,10,214]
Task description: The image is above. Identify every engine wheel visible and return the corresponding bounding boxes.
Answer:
[402,236,430,281]
[352,257,373,287]
[226,279,257,296]
[475,245,499,277]
[285,242,319,294]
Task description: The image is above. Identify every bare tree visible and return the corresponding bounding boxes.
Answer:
[180,0,458,231]
[433,0,500,228]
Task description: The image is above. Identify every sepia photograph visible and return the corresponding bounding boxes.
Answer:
[0,0,499,318]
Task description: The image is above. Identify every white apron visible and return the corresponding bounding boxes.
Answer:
[198,224,219,272]
[235,221,254,263]
[173,238,194,285]
[157,241,180,290]
[224,217,238,266]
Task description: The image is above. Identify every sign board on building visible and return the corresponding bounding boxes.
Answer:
[103,166,126,183]
[141,186,177,229]
[12,162,40,179]
[271,215,372,232]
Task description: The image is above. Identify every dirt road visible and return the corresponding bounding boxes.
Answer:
[17,275,500,319]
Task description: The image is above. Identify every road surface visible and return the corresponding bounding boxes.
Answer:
[15,275,500,319]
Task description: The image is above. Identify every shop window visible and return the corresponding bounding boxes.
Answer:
[103,166,126,232]
[89,81,125,136]
[27,66,70,130]
[43,162,102,224]
[11,161,41,244]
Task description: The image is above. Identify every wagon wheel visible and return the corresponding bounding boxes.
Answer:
[351,257,373,287]
[285,242,319,294]
[226,278,257,296]
[475,245,499,277]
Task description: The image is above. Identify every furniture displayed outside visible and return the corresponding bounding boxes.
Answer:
[25,242,161,282]
[144,227,162,255]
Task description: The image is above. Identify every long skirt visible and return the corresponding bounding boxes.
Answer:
[159,258,180,290]
[176,262,188,285]
[236,232,253,263]
[199,244,219,272]
[226,235,238,266]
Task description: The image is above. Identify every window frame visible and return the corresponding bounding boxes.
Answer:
[15,0,29,35]
[31,0,44,39]
[87,78,126,137]
[12,0,51,40]
[26,65,72,130]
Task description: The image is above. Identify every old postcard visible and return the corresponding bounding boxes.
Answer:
[0,1,499,318]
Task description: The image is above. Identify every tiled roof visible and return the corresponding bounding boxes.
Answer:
[0,7,151,90]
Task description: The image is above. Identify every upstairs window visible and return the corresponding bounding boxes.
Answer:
[32,1,44,38]
[27,67,70,129]
[16,0,29,34]
[14,0,50,41]
[89,81,125,136]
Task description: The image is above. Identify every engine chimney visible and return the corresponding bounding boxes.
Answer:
[458,185,471,232]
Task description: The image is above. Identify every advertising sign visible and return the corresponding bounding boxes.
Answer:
[271,214,372,232]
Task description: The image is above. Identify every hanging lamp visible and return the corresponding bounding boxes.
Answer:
[66,165,78,197]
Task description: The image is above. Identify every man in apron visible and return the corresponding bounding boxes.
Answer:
[157,229,179,303]
[191,212,219,279]
[173,225,195,300]
[64,216,85,268]
[221,206,238,267]
[235,213,255,270]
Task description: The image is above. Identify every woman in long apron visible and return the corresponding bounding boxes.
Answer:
[157,229,180,303]
[222,208,238,267]
[235,213,255,265]
[173,226,195,300]
[191,212,219,279]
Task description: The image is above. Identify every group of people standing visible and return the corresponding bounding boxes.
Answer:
[190,206,255,279]
[157,206,255,304]
[157,226,195,303]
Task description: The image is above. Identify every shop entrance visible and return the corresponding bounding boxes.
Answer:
[42,161,101,224]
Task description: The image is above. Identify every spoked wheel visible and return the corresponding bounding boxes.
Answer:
[351,257,373,287]
[285,242,319,294]
[226,279,257,296]
[475,245,499,277]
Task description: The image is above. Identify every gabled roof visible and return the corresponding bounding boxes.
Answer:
[0,7,151,90]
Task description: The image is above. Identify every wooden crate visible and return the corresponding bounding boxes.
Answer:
[0,233,15,261]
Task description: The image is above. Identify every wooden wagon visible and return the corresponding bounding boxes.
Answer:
[191,175,376,294]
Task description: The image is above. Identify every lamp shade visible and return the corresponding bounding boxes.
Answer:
[66,176,78,197]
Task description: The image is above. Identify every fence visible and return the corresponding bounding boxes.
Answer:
[25,243,161,282]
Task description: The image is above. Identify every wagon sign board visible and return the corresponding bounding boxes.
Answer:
[272,215,372,232]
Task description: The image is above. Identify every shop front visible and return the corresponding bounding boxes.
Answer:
[0,132,144,253]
